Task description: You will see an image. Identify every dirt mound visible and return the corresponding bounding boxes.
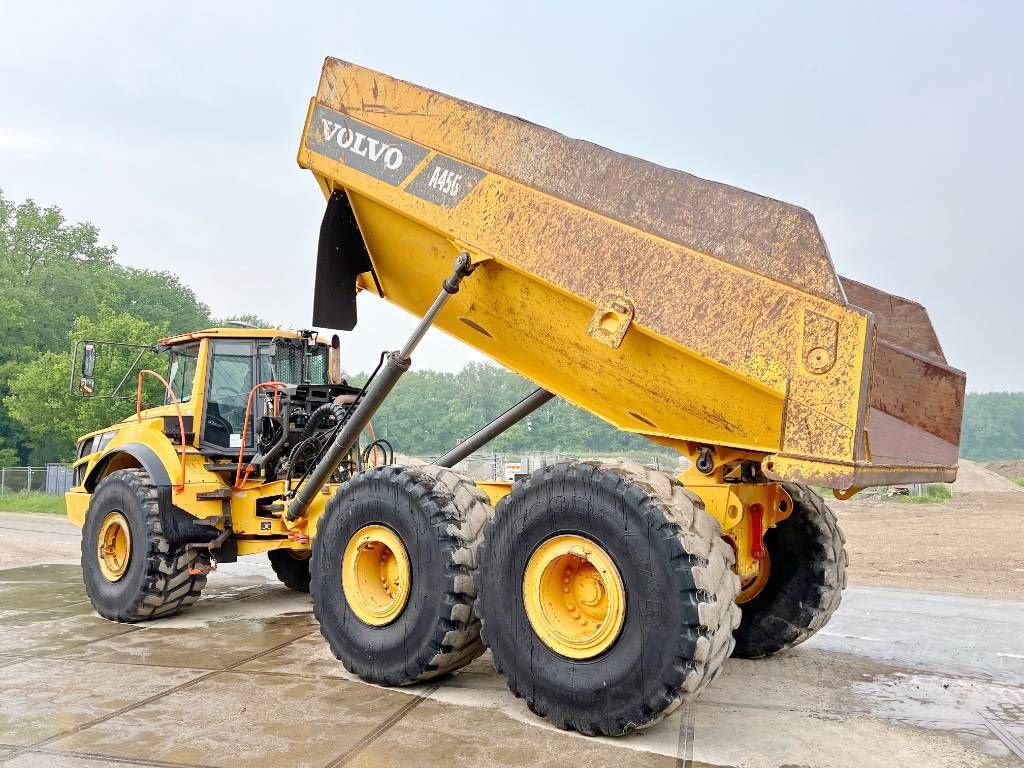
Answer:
[953,459,1023,493]
[986,459,1024,480]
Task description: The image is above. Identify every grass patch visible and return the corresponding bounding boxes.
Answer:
[893,484,953,504]
[0,492,66,514]
[1015,478,1024,488]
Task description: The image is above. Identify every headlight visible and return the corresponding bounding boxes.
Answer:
[94,431,117,453]
[76,438,94,459]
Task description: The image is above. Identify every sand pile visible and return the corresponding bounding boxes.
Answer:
[953,459,1023,493]
[986,459,1024,480]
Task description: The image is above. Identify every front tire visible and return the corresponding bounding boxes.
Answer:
[477,461,741,736]
[82,469,206,622]
[730,483,847,658]
[311,465,492,685]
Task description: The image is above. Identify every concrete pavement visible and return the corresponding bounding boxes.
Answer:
[0,512,1021,767]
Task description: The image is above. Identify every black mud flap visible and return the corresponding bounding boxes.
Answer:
[313,189,378,331]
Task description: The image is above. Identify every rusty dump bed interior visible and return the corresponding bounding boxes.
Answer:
[297,58,966,490]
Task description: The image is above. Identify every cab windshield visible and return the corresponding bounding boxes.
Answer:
[166,343,199,403]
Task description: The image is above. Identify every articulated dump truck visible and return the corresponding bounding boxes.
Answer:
[66,58,965,737]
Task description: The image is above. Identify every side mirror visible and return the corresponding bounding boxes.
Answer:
[79,343,97,395]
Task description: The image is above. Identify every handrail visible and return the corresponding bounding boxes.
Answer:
[234,381,287,489]
[137,370,187,493]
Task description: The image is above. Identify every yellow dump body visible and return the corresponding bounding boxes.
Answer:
[297,58,965,491]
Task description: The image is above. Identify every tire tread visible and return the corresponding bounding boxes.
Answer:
[82,468,206,622]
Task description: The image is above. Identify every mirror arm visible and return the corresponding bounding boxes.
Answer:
[109,347,148,399]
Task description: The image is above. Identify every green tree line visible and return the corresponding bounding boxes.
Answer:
[0,190,257,464]
[0,189,1021,465]
[959,392,1024,462]
[347,364,661,459]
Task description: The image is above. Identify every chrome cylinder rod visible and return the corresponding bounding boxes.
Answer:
[435,388,555,469]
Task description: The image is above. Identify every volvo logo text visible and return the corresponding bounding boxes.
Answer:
[321,119,404,171]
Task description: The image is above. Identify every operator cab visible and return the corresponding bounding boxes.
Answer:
[158,328,355,457]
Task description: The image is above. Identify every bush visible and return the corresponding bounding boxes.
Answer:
[894,484,953,504]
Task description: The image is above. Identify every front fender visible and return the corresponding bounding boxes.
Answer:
[84,441,171,492]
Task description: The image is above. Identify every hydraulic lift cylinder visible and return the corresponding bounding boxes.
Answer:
[287,253,474,520]
[435,388,555,469]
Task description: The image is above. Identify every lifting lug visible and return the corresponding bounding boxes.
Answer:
[695,446,715,475]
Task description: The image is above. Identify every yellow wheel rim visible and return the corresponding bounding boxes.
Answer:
[737,550,771,604]
[97,511,132,582]
[342,525,411,626]
[523,534,626,659]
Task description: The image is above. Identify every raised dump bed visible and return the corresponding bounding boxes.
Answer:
[298,58,964,493]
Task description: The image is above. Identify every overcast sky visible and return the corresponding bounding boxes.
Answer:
[1,2,1019,391]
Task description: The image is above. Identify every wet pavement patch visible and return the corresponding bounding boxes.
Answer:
[49,614,318,671]
[0,611,141,657]
[0,658,207,746]
[341,696,681,768]
[1,561,1023,767]
[853,672,1024,760]
[48,672,414,768]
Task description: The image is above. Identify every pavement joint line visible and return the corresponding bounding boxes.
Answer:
[6,628,318,761]
[979,711,1024,762]
[75,624,146,646]
[0,624,143,662]
[27,654,231,673]
[13,745,219,768]
[324,684,441,767]
[213,665,484,699]
[211,666,405,687]
[673,700,695,768]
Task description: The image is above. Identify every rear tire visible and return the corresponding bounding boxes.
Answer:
[267,549,311,592]
[311,465,492,685]
[82,469,206,622]
[730,483,847,658]
[477,460,740,736]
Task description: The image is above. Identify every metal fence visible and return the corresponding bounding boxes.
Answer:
[415,451,676,482]
[0,464,73,495]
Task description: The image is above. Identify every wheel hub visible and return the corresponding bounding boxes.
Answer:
[737,549,771,604]
[97,511,131,582]
[523,534,625,659]
[342,525,411,626]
